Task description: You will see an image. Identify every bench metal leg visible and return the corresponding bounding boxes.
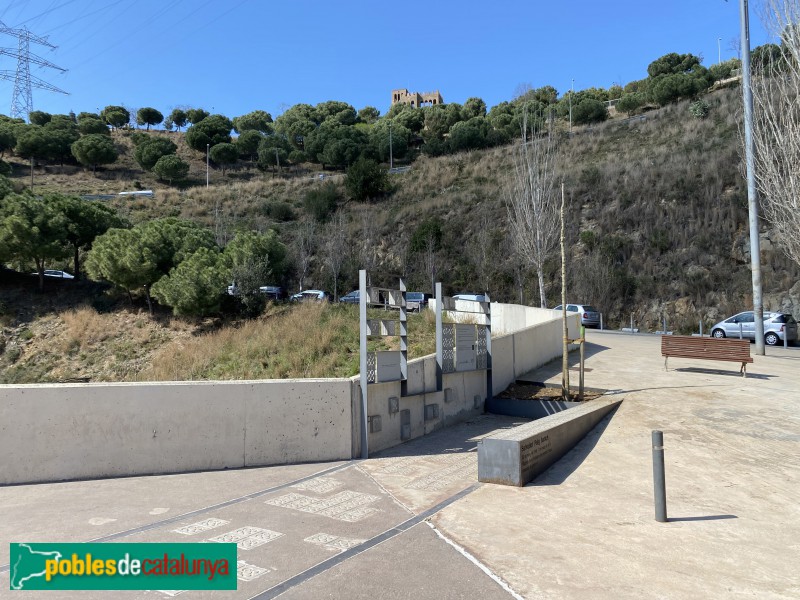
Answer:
[740,363,747,378]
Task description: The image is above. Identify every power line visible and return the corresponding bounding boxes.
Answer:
[0,22,67,119]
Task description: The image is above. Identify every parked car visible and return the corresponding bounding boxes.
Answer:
[452,293,488,302]
[339,290,360,304]
[406,292,426,311]
[710,311,798,346]
[31,269,74,279]
[290,290,329,302]
[552,304,601,328]
[258,286,283,301]
[226,284,283,300]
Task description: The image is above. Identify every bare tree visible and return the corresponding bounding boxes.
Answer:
[749,0,800,268]
[323,212,348,301]
[570,251,616,317]
[467,210,499,293]
[358,210,378,280]
[295,221,316,291]
[504,114,559,307]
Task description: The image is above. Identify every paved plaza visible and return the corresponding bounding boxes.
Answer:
[1,331,798,599]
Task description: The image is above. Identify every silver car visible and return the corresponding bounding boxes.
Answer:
[553,304,601,328]
[710,311,798,346]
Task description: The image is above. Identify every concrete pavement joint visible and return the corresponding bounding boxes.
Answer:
[355,464,415,515]
[249,483,480,600]
[426,521,525,600]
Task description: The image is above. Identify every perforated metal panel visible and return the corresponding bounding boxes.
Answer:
[476,325,488,369]
[366,352,377,384]
[442,323,456,374]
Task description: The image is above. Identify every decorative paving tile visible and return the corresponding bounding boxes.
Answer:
[237,560,270,582]
[208,526,283,549]
[172,518,230,536]
[265,491,380,521]
[291,477,343,494]
[304,533,365,552]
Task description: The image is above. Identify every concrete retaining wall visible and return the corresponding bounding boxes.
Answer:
[478,397,622,486]
[0,379,353,485]
[0,302,574,485]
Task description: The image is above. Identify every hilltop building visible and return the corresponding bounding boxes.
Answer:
[391,89,443,108]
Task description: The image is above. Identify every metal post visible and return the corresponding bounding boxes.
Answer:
[652,430,668,522]
[389,122,393,171]
[663,315,667,334]
[699,319,703,337]
[630,314,634,334]
[739,0,765,355]
[399,278,408,396]
[206,143,210,188]
[359,270,369,459]
[784,328,788,349]
[579,325,585,401]
[435,282,443,392]
[485,291,492,403]
[739,323,743,339]
[718,37,722,65]
[568,79,574,134]
[600,313,604,331]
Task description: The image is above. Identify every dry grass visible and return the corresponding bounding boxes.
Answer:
[136,303,439,382]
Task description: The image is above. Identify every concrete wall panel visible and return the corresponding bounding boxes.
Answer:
[245,379,353,466]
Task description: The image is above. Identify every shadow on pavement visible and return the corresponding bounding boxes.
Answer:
[516,341,611,384]
[668,514,738,522]
[674,367,774,380]
[527,406,620,487]
[370,415,531,460]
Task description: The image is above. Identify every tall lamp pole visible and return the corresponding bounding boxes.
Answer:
[718,37,722,64]
[206,143,210,188]
[569,78,574,133]
[389,121,393,170]
[739,0,765,354]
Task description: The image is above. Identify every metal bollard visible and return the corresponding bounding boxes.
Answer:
[600,313,604,331]
[631,314,634,334]
[785,330,788,349]
[652,430,667,523]
[739,323,743,339]
[699,319,703,337]
[663,316,667,334]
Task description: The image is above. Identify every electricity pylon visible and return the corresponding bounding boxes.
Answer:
[0,20,67,120]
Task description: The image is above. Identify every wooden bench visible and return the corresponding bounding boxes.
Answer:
[661,335,753,377]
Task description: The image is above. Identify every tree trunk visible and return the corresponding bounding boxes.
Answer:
[36,258,44,291]
[73,245,81,280]
[537,267,546,308]
[144,286,153,315]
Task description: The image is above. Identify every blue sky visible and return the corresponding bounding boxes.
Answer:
[0,0,773,121]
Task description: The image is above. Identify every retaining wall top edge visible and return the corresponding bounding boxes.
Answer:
[485,397,622,442]
[0,377,353,389]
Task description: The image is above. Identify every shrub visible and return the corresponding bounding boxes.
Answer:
[689,100,711,119]
[304,182,340,222]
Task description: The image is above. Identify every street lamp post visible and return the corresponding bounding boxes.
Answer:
[738,0,765,355]
[718,37,722,64]
[389,121,393,171]
[206,143,210,188]
[569,78,574,133]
